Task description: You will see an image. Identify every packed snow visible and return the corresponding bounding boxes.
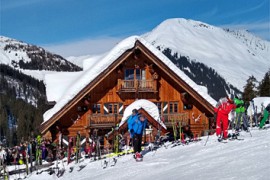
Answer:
[4,126,270,180]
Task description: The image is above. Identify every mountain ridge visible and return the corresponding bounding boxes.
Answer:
[142,18,270,91]
[0,36,82,71]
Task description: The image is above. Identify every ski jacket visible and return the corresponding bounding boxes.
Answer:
[215,100,236,116]
[234,98,245,113]
[128,114,147,135]
[127,113,139,138]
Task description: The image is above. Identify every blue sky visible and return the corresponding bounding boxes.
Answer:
[1,0,269,57]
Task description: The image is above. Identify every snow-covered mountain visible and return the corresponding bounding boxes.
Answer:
[0,36,83,107]
[142,18,270,92]
[0,36,82,72]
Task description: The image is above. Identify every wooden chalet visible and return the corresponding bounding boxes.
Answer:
[40,36,216,146]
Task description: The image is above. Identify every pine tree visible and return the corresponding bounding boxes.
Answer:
[258,69,270,97]
[242,75,258,102]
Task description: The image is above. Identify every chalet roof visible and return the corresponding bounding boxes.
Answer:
[42,36,217,126]
[106,102,167,140]
[119,99,166,129]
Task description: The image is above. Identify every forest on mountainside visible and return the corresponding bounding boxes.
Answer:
[0,64,50,146]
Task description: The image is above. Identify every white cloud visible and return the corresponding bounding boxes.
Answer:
[42,36,124,57]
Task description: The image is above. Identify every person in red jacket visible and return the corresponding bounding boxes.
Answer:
[215,97,236,141]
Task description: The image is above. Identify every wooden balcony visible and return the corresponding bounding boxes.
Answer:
[87,112,208,136]
[88,113,189,129]
[162,113,189,127]
[88,114,123,128]
[117,79,157,93]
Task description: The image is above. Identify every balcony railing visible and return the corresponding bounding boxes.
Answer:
[88,113,189,128]
[117,79,157,93]
[88,114,123,128]
[162,113,189,127]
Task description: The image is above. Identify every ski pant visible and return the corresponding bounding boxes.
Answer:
[235,113,249,131]
[260,109,269,128]
[133,133,142,153]
[216,114,229,139]
[0,158,4,166]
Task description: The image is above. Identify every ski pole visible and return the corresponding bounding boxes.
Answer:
[204,131,210,146]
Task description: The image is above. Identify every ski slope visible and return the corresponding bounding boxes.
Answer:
[6,126,269,180]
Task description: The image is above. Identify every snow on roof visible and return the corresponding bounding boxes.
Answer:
[44,71,84,102]
[119,99,166,129]
[43,36,216,123]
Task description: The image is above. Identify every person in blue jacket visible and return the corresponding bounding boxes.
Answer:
[128,109,148,158]
[127,109,139,140]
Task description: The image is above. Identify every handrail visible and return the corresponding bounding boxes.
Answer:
[117,79,157,92]
[162,113,189,126]
[88,114,123,125]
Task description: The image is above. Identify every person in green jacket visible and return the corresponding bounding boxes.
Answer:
[234,97,249,132]
[259,103,270,129]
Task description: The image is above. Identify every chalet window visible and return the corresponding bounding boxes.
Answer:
[125,69,145,80]
[163,102,168,114]
[114,104,118,114]
[108,104,113,113]
[125,69,134,80]
[104,103,123,114]
[93,104,101,113]
[169,102,178,113]
[154,102,168,114]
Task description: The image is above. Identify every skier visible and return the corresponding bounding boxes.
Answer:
[259,103,270,129]
[234,96,249,132]
[128,110,147,161]
[127,109,139,146]
[215,97,236,141]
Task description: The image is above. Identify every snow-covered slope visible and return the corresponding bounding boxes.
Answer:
[10,126,268,180]
[0,36,82,72]
[0,36,31,65]
[142,18,270,91]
